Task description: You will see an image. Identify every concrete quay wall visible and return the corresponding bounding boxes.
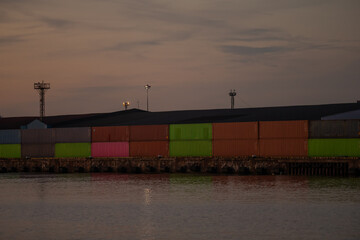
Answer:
[0,157,359,176]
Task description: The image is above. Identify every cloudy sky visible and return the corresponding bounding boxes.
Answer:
[1,0,359,117]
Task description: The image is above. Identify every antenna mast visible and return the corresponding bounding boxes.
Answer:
[34,81,50,121]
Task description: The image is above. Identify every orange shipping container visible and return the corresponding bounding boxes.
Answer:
[213,139,259,157]
[130,141,169,157]
[213,122,258,140]
[130,125,169,141]
[259,139,308,157]
[259,120,308,139]
[92,126,129,142]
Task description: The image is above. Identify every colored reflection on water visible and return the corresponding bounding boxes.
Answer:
[0,173,359,240]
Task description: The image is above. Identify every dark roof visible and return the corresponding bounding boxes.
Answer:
[1,102,360,129]
[0,112,100,130]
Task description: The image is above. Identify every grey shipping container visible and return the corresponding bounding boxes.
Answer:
[21,143,55,158]
[309,120,360,138]
[21,129,55,144]
[54,127,91,143]
[0,129,21,144]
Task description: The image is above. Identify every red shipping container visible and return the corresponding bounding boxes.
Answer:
[130,125,169,141]
[259,120,308,139]
[91,126,129,142]
[259,139,308,157]
[213,122,258,140]
[91,142,129,157]
[213,139,259,157]
[130,141,169,157]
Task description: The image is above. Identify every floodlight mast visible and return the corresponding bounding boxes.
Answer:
[123,101,130,110]
[229,89,236,109]
[144,84,151,111]
[34,81,50,121]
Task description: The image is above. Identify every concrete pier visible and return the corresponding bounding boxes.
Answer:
[0,157,359,176]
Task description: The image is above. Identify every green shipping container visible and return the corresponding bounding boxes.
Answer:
[169,123,212,140]
[170,141,212,157]
[308,139,360,157]
[0,144,21,158]
[55,143,91,158]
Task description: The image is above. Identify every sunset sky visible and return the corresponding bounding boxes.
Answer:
[1,0,359,117]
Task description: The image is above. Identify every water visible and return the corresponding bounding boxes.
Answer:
[0,173,359,240]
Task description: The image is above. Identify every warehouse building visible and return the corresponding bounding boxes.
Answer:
[0,102,359,159]
[1,101,359,129]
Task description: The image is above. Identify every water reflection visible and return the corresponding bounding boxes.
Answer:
[0,173,359,240]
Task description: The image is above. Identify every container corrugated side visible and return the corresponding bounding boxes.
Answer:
[92,126,129,142]
[259,120,308,139]
[21,129,55,144]
[130,125,169,141]
[55,143,91,158]
[54,127,91,143]
[309,120,360,138]
[213,139,259,157]
[0,144,21,158]
[169,140,212,157]
[213,122,258,140]
[169,123,212,141]
[130,141,169,157]
[91,142,129,157]
[0,129,21,144]
[259,139,308,157]
[308,139,360,157]
[21,144,55,158]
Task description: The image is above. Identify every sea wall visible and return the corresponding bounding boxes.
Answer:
[0,157,359,176]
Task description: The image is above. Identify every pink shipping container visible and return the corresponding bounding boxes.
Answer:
[91,142,129,157]
[213,139,259,157]
[259,120,308,139]
[213,122,258,140]
[259,139,308,157]
[130,141,169,157]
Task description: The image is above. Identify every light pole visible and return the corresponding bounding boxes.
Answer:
[144,84,151,111]
[123,101,130,110]
[229,89,236,109]
[34,80,50,121]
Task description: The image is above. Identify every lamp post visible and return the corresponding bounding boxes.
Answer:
[123,101,130,110]
[229,89,236,109]
[144,84,151,111]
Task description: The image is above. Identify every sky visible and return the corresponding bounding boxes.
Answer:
[0,0,359,117]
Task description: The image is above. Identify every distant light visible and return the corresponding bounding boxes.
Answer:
[122,101,130,110]
[144,84,151,90]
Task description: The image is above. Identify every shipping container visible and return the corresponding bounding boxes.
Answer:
[308,139,360,157]
[213,122,258,140]
[92,142,129,157]
[21,129,55,144]
[259,120,308,139]
[169,140,212,157]
[259,139,308,157]
[213,139,259,157]
[21,143,55,158]
[130,141,169,157]
[54,127,91,143]
[91,126,129,142]
[0,129,21,144]
[309,120,360,138]
[55,143,91,158]
[0,144,21,158]
[130,125,169,141]
[169,123,212,141]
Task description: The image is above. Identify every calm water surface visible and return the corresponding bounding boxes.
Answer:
[0,173,359,240]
